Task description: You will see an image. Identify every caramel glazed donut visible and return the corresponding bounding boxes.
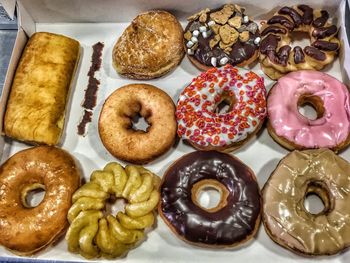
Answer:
[0,146,80,255]
[159,151,261,247]
[99,84,177,164]
[263,149,350,256]
[260,5,340,80]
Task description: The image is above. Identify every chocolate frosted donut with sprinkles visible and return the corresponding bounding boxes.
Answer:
[176,65,267,152]
[184,4,261,71]
[259,5,340,80]
[159,151,262,247]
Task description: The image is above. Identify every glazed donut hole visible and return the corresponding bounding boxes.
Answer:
[191,179,229,213]
[297,93,325,121]
[303,181,333,215]
[21,183,46,208]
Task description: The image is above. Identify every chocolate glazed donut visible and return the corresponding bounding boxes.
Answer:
[159,151,261,247]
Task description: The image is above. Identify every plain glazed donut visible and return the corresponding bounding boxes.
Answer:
[99,84,177,164]
[176,65,267,152]
[267,70,350,151]
[259,5,340,80]
[263,149,350,256]
[0,146,80,255]
[159,151,261,247]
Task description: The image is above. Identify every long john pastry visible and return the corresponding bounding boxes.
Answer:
[4,32,80,145]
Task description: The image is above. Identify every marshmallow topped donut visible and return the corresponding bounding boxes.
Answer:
[0,146,80,255]
[176,65,267,152]
[267,70,350,151]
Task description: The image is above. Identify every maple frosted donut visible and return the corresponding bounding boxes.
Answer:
[99,83,177,164]
[267,70,350,151]
[263,149,350,256]
[159,150,261,247]
[0,146,80,255]
[176,64,267,151]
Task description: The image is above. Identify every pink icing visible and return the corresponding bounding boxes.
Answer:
[268,70,350,148]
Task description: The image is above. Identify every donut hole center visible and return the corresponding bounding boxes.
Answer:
[214,92,237,114]
[104,195,126,217]
[289,31,310,48]
[21,183,46,208]
[131,112,149,132]
[191,179,229,213]
[298,94,325,120]
[303,181,331,215]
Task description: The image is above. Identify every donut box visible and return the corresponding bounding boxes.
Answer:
[0,0,349,262]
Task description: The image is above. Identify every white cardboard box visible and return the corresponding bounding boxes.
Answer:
[0,0,349,262]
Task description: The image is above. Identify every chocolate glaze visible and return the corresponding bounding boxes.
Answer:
[312,25,337,39]
[313,10,329,28]
[267,15,294,31]
[304,46,326,61]
[297,5,314,25]
[279,7,302,27]
[186,7,260,67]
[160,151,261,246]
[81,42,104,110]
[293,46,305,63]
[77,110,92,136]
[260,34,280,54]
[312,40,339,51]
[77,42,104,136]
[261,26,287,36]
[276,45,292,65]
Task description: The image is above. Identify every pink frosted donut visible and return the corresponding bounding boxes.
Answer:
[267,70,350,151]
[176,65,267,151]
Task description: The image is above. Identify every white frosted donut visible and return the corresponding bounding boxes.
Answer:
[176,65,267,151]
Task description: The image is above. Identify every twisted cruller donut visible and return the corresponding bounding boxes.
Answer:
[66,162,160,259]
[260,5,340,80]
[263,149,350,256]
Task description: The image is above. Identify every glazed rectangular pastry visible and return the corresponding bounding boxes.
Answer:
[4,32,80,145]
